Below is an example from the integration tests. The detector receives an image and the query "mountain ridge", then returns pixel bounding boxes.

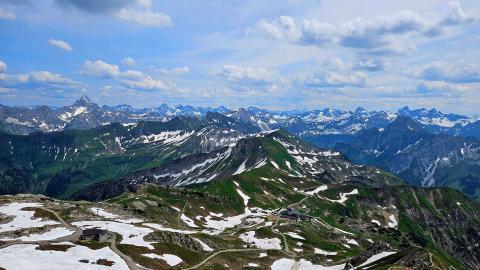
[2,96,479,146]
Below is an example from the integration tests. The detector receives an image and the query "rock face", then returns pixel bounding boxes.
[336,116,480,201]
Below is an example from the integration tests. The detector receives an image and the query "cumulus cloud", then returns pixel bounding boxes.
[0,69,80,91]
[410,61,480,83]
[0,60,6,73]
[249,3,476,55]
[121,69,145,80]
[220,65,280,85]
[56,0,171,27]
[248,16,300,41]
[302,71,368,88]
[416,80,472,97]
[122,57,135,66]
[28,71,75,84]
[81,60,120,78]
[354,58,386,72]
[159,66,190,75]
[115,8,171,27]
[121,76,170,91]
[48,39,73,51]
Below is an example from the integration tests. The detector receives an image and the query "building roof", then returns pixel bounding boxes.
[82,228,107,235]
[281,208,312,217]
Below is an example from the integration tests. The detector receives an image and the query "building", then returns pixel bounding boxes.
[80,228,108,242]
[279,208,312,221]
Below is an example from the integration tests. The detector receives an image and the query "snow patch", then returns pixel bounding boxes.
[238,231,281,249]
[143,253,183,266]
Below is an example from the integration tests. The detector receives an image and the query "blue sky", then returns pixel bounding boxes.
[0,0,479,115]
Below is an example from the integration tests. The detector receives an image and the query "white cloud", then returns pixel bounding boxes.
[48,39,73,51]
[416,80,472,97]
[28,71,74,84]
[115,8,171,27]
[354,58,386,72]
[159,66,190,75]
[220,64,279,85]
[0,60,6,73]
[121,76,170,91]
[56,0,171,27]
[122,57,135,66]
[121,69,145,80]
[250,3,477,55]
[0,69,79,90]
[0,8,15,20]
[303,71,368,88]
[81,60,120,78]
[410,61,480,83]
[248,16,300,41]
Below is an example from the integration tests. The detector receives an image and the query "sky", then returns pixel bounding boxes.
[0,0,479,115]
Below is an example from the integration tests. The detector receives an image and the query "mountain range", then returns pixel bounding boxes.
[1,96,480,268]
[2,96,480,146]
[2,96,480,201]
[336,117,480,201]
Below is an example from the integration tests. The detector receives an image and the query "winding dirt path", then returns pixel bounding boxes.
[183,248,291,270]
[109,234,148,270]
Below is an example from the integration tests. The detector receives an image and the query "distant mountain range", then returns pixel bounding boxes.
[1,96,480,148]
[336,117,480,201]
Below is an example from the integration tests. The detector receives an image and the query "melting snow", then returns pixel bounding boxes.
[139,130,193,145]
[314,248,337,256]
[0,243,128,270]
[143,223,196,234]
[0,202,59,233]
[143,253,183,266]
[270,160,280,169]
[91,207,118,219]
[323,189,358,204]
[180,214,199,228]
[233,160,247,175]
[238,231,281,249]
[271,258,345,270]
[358,251,396,267]
[285,232,305,240]
[387,215,398,228]
[9,227,74,241]
[236,189,250,207]
[371,220,381,226]
[347,239,359,246]
[304,185,328,195]
[192,237,214,251]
